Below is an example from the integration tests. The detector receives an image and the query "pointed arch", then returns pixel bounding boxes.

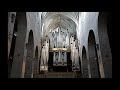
[82,46,89,78]
[24,30,34,78]
[88,30,100,78]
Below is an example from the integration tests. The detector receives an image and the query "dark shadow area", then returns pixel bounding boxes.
[8,14,17,78]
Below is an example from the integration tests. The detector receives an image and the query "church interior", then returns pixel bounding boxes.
[8,12,112,78]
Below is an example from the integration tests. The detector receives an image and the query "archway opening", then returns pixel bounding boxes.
[82,46,89,78]
[33,46,39,78]
[67,52,72,72]
[48,52,53,71]
[88,30,100,78]
[10,12,27,78]
[24,30,34,78]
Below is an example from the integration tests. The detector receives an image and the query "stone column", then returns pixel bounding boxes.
[53,52,55,64]
[56,32,59,48]
[10,12,27,78]
[47,41,49,63]
[45,40,49,65]
[40,48,43,66]
[54,32,57,48]
[98,14,112,78]
[75,48,79,69]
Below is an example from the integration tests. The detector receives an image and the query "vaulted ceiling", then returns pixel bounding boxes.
[41,12,79,39]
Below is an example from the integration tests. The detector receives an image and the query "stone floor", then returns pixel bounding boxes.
[38,71,81,78]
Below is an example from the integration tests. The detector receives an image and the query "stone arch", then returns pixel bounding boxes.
[42,13,78,40]
[98,12,112,78]
[24,30,34,78]
[88,30,100,78]
[33,46,39,78]
[43,12,78,28]
[82,46,89,78]
[10,12,27,78]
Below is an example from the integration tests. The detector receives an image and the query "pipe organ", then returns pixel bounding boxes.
[40,27,80,71]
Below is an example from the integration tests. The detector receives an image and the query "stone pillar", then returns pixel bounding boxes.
[75,48,79,70]
[47,41,49,64]
[70,43,73,61]
[56,32,59,48]
[54,32,57,48]
[40,46,45,66]
[10,12,27,78]
[98,15,112,78]
[53,52,56,64]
